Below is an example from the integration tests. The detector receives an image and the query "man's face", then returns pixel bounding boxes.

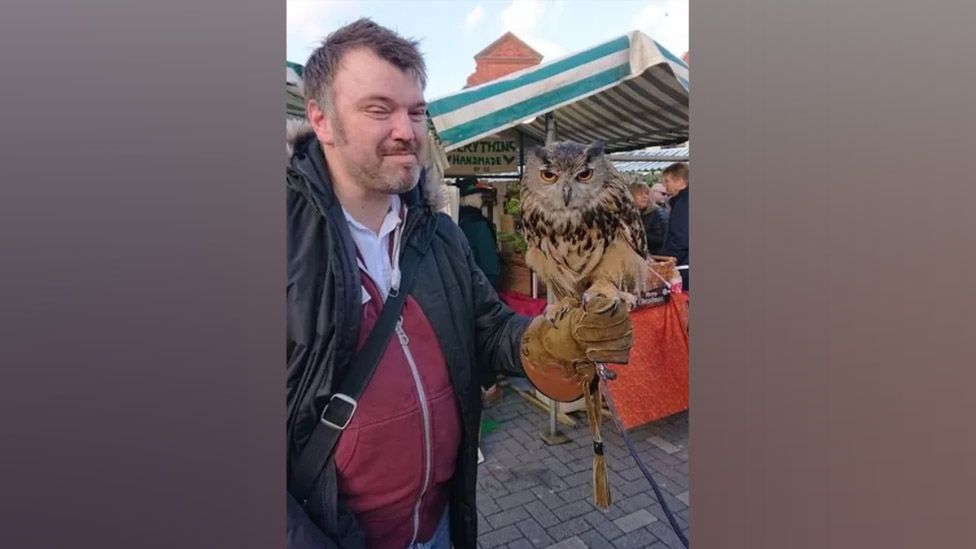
[650,184,669,205]
[663,174,686,197]
[316,48,428,196]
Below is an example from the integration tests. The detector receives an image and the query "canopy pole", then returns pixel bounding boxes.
[518,131,525,179]
[539,110,569,446]
[544,112,557,145]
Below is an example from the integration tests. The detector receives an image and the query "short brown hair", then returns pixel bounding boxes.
[662,162,689,182]
[629,182,650,196]
[303,18,427,108]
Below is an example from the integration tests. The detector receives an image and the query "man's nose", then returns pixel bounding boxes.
[389,110,415,143]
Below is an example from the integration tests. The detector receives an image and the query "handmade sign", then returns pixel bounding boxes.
[443,134,520,176]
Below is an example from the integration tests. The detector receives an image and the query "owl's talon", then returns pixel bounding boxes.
[618,291,638,311]
[582,291,619,314]
[544,297,579,325]
[583,294,619,314]
[583,280,639,313]
[545,312,560,326]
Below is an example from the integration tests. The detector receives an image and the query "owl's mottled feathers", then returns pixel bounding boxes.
[520,141,649,312]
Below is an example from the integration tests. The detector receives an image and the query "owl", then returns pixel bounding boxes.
[520,140,649,318]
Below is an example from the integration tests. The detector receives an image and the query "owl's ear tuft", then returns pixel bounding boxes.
[585,140,606,160]
[530,146,550,163]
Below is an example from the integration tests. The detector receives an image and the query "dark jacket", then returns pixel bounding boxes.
[641,205,670,255]
[660,187,689,289]
[458,205,501,289]
[286,125,530,548]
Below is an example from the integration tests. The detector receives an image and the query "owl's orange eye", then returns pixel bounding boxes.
[577,169,594,181]
[540,170,558,183]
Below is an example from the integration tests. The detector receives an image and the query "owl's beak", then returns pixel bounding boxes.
[562,186,572,206]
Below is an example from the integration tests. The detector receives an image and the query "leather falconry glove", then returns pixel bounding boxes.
[520,296,633,402]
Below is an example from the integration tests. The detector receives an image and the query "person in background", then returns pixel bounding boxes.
[629,180,669,255]
[456,177,500,289]
[455,176,505,405]
[659,163,690,290]
[650,182,670,209]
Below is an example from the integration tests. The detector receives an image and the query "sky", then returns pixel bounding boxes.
[287,0,689,100]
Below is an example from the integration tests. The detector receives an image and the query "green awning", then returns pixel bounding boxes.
[427,31,688,153]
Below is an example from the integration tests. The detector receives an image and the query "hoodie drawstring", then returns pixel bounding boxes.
[388,202,408,298]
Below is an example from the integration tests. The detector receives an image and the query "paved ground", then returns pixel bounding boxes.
[476,387,689,549]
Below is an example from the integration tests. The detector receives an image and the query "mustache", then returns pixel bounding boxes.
[380,142,419,156]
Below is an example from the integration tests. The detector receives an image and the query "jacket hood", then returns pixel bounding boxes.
[287,118,445,211]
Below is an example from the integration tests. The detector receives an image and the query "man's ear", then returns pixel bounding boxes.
[307,100,335,146]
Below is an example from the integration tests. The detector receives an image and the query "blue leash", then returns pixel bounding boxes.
[597,364,690,548]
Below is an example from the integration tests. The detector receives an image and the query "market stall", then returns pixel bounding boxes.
[427,30,690,429]
[286,61,305,120]
[426,30,689,152]
[284,30,690,429]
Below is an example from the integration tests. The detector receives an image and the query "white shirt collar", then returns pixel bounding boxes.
[341,194,404,301]
[342,194,402,238]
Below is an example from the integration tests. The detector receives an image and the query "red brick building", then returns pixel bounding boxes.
[465,32,544,88]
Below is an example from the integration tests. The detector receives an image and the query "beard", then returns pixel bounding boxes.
[370,141,423,194]
[332,119,424,195]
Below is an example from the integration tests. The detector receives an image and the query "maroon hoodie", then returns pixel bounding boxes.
[333,270,462,548]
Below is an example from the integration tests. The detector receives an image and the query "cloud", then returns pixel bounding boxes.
[286,0,358,61]
[499,0,566,59]
[465,5,485,28]
[500,0,545,32]
[633,0,689,55]
[523,37,566,60]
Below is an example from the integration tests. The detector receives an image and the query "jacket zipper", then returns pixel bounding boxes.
[396,315,432,546]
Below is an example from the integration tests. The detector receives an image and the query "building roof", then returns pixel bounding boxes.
[611,146,689,172]
[473,32,543,62]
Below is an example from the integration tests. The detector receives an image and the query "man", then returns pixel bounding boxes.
[286,19,633,549]
[628,181,669,255]
[456,177,500,289]
[649,182,669,208]
[659,163,689,290]
[454,177,505,406]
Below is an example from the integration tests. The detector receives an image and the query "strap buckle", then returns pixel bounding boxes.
[320,393,357,430]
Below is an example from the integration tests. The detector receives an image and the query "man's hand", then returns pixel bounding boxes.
[520,296,633,401]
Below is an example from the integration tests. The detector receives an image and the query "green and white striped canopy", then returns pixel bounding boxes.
[427,31,688,153]
[286,61,305,119]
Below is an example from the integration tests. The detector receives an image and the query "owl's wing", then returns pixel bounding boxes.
[619,197,650,259]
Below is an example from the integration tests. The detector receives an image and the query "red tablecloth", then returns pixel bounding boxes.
[607,293,689,429]
[498,290,548,317]
[500,291,689,430]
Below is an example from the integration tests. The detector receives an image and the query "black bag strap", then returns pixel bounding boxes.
[288,228,429,502]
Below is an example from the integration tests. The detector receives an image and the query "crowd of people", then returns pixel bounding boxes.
[630,163,691,290]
